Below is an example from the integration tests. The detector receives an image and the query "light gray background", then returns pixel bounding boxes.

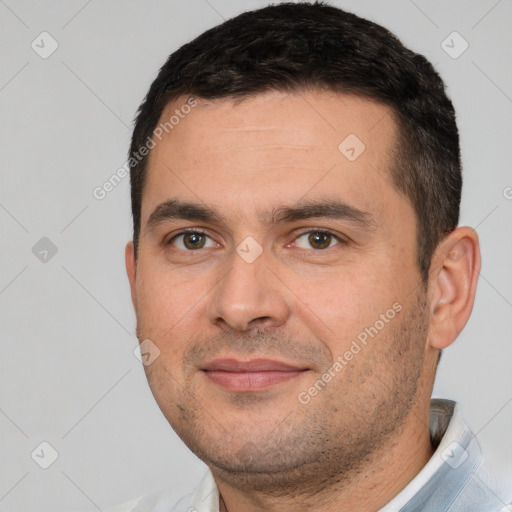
[0,0,511,510]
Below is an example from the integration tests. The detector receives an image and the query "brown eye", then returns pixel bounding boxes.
[169,231,215,250]
[308,232,332,249]
[294,230,341,250]
[183,232,206,249]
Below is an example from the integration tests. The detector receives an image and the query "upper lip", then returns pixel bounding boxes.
[201,358,309,372]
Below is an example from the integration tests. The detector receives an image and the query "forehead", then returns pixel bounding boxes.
[154,90,395,164]
[142,90,404,227]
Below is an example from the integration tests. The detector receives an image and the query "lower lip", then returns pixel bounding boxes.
[203,370,305,391]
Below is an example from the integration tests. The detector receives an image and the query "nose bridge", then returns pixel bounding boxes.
[208,244,290,331]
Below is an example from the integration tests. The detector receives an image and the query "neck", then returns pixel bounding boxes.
[214,404,433,512]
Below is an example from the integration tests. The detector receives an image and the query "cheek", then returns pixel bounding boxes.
[294,263,403,353]
[135,265,209,348]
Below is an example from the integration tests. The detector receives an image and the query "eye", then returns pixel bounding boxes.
[168,230,217,251]
[294,230,343,250]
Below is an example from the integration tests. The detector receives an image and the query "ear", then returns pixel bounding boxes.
[125,241,137,310]
[427,227,481,350]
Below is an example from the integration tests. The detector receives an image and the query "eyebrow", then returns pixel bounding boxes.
[146,198,376,231]
[146,200,225,229]
[268,200,376,230]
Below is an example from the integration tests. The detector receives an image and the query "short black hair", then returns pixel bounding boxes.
[129,1,461,281]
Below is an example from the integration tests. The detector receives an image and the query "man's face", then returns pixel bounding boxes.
[127,90,432,485]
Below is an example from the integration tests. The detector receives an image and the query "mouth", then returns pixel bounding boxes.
[201,358,310,392]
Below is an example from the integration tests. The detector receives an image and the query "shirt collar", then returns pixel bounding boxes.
[379,398,482,511]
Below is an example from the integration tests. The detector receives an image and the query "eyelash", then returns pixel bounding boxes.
[166,228,346,251]
[292,228,346,249]
[166,228,211,248]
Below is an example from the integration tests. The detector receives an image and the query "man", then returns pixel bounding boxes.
[122,2,511,511]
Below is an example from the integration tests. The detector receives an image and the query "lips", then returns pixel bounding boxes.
[201,358,309,391]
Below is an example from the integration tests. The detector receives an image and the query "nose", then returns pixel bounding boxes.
[207,246,291,332]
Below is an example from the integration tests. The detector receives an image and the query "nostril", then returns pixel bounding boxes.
[249,316,273,326]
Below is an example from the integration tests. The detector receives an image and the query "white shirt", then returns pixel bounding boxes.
[112,399,511,512]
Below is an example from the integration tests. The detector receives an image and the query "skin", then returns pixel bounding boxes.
[126,90,480,512]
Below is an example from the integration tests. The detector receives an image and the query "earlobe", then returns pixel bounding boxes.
[125,241,137,310]
[428,227,481,350]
